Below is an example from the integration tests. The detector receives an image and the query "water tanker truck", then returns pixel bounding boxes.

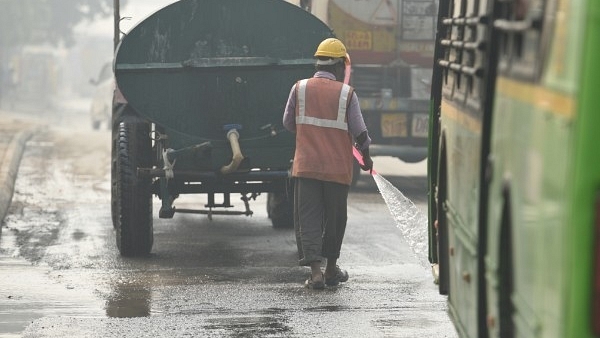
[111,0,334,256]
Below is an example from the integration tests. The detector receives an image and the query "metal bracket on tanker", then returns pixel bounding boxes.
[260,123,278,137]
[137,141,213,179]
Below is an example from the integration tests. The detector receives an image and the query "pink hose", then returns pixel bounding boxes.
[353,147,377,175]
[344,53,351,85]
[347,53,376,175]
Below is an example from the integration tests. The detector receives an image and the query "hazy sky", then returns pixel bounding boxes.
[119,1,179,32]
[68,0,179,94]
[76,1,178,38]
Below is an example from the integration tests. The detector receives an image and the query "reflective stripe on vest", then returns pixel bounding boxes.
[296,79,350,131]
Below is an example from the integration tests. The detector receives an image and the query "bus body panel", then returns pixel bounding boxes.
[441,100,482,338]
[429,0,600,334]
[487,79,573,337]
[566,0,600,335]
[433,0,496,333]
[484,0,594,334]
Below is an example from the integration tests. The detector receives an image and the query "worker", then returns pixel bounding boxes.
[283,38,373,289]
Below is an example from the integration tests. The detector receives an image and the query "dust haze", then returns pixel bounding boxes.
[0,1,176,128]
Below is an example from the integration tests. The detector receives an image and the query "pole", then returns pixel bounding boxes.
[113,0,120,52]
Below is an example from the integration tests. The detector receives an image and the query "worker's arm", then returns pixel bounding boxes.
[356,133,373,172]
[347,92,373,171]
[347,92,371,150]
[282,84,297,133]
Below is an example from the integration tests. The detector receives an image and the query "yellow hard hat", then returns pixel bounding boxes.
[314,38,347,59]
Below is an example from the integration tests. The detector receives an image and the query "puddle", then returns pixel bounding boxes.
[203,314,291,337]
[0,256,104,336]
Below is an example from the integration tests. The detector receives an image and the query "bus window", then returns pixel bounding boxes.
[495,0,545,80]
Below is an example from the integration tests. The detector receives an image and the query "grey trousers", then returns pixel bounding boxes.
[294,177,349,266]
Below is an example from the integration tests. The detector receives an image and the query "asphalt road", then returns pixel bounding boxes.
[0,101,457,338]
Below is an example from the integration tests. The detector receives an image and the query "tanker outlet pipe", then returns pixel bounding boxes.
[220,127,245,174]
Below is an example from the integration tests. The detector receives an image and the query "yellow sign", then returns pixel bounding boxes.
[345,31,373,51]
[381,113,408,137]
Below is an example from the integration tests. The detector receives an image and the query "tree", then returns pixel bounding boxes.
[0,0,128,106]
[0,0,126,49]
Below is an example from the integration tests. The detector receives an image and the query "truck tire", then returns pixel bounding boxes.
[115,117,153,256]
[111,103,129,229]
[111,125,118,229]
[397,154,428,163]
[267,191,294,229]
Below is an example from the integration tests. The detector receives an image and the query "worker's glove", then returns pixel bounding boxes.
[359,147,373,173]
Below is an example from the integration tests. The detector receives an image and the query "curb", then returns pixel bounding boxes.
[0,129,35,227]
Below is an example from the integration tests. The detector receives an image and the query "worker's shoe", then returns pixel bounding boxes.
[305,273,325,290]
[325,266,349,286]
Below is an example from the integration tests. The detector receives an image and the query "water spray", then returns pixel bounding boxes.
[352,146,429,268]
[345,54,429,267]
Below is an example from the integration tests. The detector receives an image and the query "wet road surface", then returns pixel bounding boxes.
[0,106,457,337]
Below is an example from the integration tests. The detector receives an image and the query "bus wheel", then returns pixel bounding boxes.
[437,154,450,295]
[115,117,153,256]
[498,197,515,337]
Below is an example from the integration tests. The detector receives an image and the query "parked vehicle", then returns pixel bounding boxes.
[5,45,62,110]
[289,0,437,184]
[112,0,333,256]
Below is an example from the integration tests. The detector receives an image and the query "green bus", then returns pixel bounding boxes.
[427,0,600,335]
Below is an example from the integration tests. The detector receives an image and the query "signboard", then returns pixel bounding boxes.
[331,0,398,26]
[345,31,373,50]
[411,113,429,137]
[402,0,436,40]
[381,113,408,137]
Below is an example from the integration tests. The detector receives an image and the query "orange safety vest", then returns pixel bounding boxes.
[292,77,354,185]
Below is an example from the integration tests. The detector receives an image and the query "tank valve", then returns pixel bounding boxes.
[162,148,176,179]
[220,125,245,174]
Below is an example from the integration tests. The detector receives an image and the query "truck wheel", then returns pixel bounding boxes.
[111,147,118,229]
[267,191,294,229]
[111,123,120,229]
[397,154,427,163]
[111,104,131,229]
[115,117,153,256]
